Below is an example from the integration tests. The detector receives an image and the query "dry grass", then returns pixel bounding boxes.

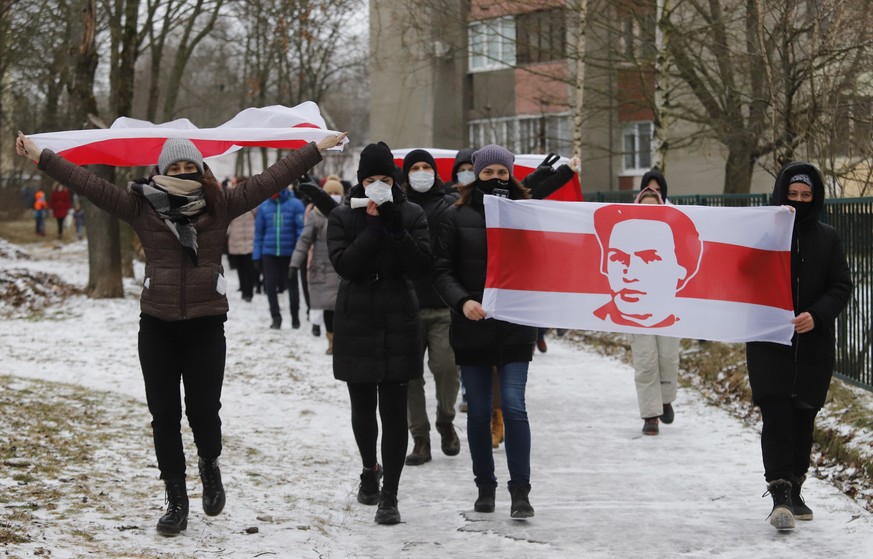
[0,215,84,245]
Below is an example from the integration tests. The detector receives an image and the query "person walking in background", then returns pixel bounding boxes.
[72,197,86,240]
[327,142,432,525]
[48,183,72,239]
[16,130,345,535]
[292,179,343,355]
[399,149,462,466]
[639,168,669,202]
[33,190,48,236]
[627,186,680,436]
[447,148,476,191]
[747,162,852,531]
[226,178,257,302]
[253,184,306,329]
[433,144,537,519]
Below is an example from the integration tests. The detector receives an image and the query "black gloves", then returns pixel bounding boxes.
[377,201,404,237]
[253,259,262,273]
[298,174,339,216]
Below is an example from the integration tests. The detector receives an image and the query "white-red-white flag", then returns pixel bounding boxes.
[482,197,796,344]
[391,148,583,201]
[25,102,347,167]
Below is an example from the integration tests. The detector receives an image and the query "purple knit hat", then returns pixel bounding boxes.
[472,144,515,177]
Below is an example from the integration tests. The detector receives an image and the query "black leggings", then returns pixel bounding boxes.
[139,313,226,478]
[758,395,818,482]
[346,381,408,494]
[324,310,334,334]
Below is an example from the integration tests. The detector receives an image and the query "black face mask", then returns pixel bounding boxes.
[476,178,509,194]
[171,172,203,182]
[786,200,813,221]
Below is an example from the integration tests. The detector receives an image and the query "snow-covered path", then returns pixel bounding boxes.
[1,240,872,558]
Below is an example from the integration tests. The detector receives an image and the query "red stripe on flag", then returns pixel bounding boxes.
[58,138,308,167]
[486,229,793,310]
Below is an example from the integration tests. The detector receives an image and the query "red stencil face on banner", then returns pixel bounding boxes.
[593,205,702,328]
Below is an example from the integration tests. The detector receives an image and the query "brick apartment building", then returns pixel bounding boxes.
[368,0,774,195]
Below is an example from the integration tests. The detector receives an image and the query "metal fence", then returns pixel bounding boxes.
[586,192,873,391]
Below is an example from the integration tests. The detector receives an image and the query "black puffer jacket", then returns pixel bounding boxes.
[433,184,537,366]
[746,161,853,409]
[406,184,458,308]
[327,184,432,382]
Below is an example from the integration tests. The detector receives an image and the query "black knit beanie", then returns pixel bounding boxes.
[357,142,397,184]
[402,149,438,182]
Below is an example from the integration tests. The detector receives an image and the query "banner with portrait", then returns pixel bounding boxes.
[482,197,796,345]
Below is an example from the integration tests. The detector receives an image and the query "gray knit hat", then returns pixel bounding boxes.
[158,138,204,176]
[472,144,515,177]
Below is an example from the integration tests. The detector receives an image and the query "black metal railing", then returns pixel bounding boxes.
[586,192,873,391]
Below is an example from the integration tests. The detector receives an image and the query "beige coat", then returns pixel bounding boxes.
[226,208,256,255]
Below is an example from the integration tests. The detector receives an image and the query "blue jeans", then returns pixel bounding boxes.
[461,362,531,489]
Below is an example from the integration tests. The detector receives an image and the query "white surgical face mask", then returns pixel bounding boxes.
[330,194,342,204]
[364,180,393,205]
[408,171,435,192]
[457,170,475,186]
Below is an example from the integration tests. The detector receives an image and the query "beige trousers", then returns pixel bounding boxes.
[629,334,679,419]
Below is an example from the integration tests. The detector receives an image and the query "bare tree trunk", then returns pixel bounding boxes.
[69,0,123,297]
[723,144,755,194]
[652,0,670,171]
[572,0,588,158]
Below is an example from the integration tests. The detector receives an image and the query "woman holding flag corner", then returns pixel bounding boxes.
[746,162,852,531]
[16,129,346,535]
[432,143,538,519]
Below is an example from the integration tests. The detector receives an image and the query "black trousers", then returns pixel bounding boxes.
[263,255,298,321]
[758,395,818,482]
[347,381,408,495]
[227,253,256,299]
[139,313,226,478]
[324,310,334,334]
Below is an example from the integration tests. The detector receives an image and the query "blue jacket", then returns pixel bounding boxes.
[253,190,305,259]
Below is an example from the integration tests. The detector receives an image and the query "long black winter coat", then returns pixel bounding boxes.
[433,185,537,366]
[327,184,432,383]
[746,162,852,409]
[406,184,458,309]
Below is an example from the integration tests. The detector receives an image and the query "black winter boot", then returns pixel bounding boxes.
[357,464,382,505]
[765,479,795,530]
[791,475,813,521]
[509,483,535,519]
[199,457,226,517]
[474,486,496,513]
[375,490,401,525]
[156,476,189,535]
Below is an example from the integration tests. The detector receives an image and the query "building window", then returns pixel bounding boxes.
[623,121,653,171]
[516,9,566,65]
[469,17,516,72]
[469,113,573,154]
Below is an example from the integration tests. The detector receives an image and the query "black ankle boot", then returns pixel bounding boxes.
[791,475,813,521]
[357,464,382,505]
[509,483,534,519]
[474,486,496,513]
[156,476,189,535]
[375,490,401,524]
[765,479,795,530]
[199,457,226,517]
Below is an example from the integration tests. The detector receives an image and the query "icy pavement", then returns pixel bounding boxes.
[1,240,871,558]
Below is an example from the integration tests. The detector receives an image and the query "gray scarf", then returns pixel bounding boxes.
[130,175,206,264]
